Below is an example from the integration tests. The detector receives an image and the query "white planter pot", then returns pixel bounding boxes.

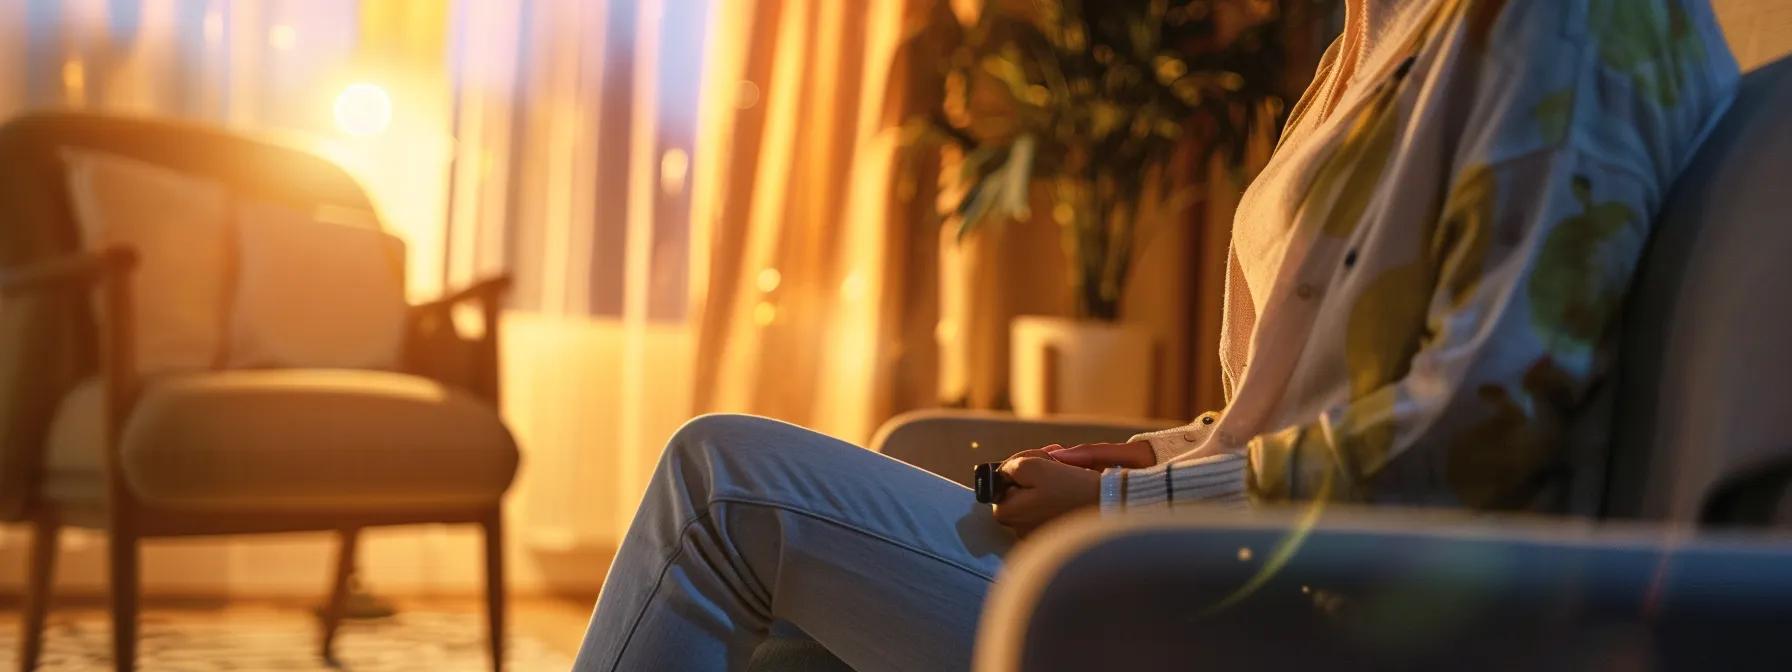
[1009,316,1155,419]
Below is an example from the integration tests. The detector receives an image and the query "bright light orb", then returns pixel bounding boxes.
[334,83,392,137]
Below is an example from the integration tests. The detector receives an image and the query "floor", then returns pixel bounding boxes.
[0,594,596,667]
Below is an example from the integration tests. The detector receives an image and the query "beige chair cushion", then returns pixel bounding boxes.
[44,370,517,511]
[60,148,231,372]
[228,201,408,370]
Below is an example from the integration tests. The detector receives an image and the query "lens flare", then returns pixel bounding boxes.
[334,83,393,137]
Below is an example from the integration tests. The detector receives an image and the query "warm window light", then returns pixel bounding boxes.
[203,12,223,43]
[753,301,778,326]
[61,60,85,100]
[334,83,393,137]
[736,80,761,110]
[935,319,959,342]
[268,24,297,50]
[660,148,689,195]
[755,267,781,293]
[840,271,866,301]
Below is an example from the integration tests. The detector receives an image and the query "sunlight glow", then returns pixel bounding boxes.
[660,148,690,195]
[754,301,778,326]
[268,24,298,50]
[203,12,223,44]
[755,267,782,293]
[334,83,393,137]
[61,60,85,104]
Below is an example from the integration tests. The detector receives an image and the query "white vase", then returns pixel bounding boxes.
[1009,315,1156,419]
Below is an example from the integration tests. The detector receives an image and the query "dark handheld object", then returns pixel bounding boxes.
[974,462,1014,504]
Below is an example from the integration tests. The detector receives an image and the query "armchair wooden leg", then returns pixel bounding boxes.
[482,509,506,672]
[319,527,361,664]
[19,512,60,672]
[107,522,139,672]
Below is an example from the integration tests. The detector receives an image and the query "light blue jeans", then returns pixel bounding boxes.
[573,414,1016,671]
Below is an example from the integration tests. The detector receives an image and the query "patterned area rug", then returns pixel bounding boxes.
[0,611,573,671]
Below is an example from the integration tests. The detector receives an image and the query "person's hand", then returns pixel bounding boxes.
[1004,446,1061,463]
[991,453,1100,537]
[1047,440,1156,470]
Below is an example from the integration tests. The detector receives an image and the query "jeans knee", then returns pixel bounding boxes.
[663,413,779,466]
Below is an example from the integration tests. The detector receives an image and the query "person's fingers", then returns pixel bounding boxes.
[1000,456,1053,486]
[1051,442,1156,469]
[1045,444,1102,468]
[992,488,1039,526]
[993,461,1101,537]
[1001,449,1055,477]
[1005,447,1056,463]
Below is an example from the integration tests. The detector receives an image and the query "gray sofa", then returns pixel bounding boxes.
[755,55,1792,671]
[973,54,1792,670]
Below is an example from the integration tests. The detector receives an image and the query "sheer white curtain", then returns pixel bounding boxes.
[0,0,722,558]
[450,0,936,549]
[446,0,714,547]
[0,0,498,595]
[0,0,930,571]
[0,0,454,299]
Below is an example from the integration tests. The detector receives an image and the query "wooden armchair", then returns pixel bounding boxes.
[0,113,520,672]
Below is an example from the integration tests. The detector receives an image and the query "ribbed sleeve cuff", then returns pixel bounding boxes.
[1100,468,1126,515]
[1098,452,1249,513]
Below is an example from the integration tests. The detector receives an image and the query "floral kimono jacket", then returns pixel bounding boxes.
[1102,0,1740,511]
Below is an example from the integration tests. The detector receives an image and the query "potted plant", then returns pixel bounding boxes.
[907,0,1295,416]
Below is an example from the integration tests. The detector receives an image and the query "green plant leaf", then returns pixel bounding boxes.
[1001,134,1037,220]
[981,52,1036,104]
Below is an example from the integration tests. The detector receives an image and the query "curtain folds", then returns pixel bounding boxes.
[691,0,947,442]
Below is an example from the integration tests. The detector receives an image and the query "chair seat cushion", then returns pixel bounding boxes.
[45,370,518,511]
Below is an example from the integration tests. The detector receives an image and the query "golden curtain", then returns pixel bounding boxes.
[691,0,949,442]
[692,0,1326,441]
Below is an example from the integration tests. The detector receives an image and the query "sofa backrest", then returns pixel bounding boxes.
[1601,56,1792,525]
[0,112,380,520]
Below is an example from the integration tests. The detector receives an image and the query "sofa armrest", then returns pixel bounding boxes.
[975,507,1792,671]
[868,410,1177,486]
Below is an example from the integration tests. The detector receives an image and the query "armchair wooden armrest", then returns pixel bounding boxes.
[0,247,138,297]
[0,246,141,489]
[408,273,513,316]
[404,273,513,404]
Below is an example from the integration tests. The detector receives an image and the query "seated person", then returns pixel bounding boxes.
[574,0,1740,670]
